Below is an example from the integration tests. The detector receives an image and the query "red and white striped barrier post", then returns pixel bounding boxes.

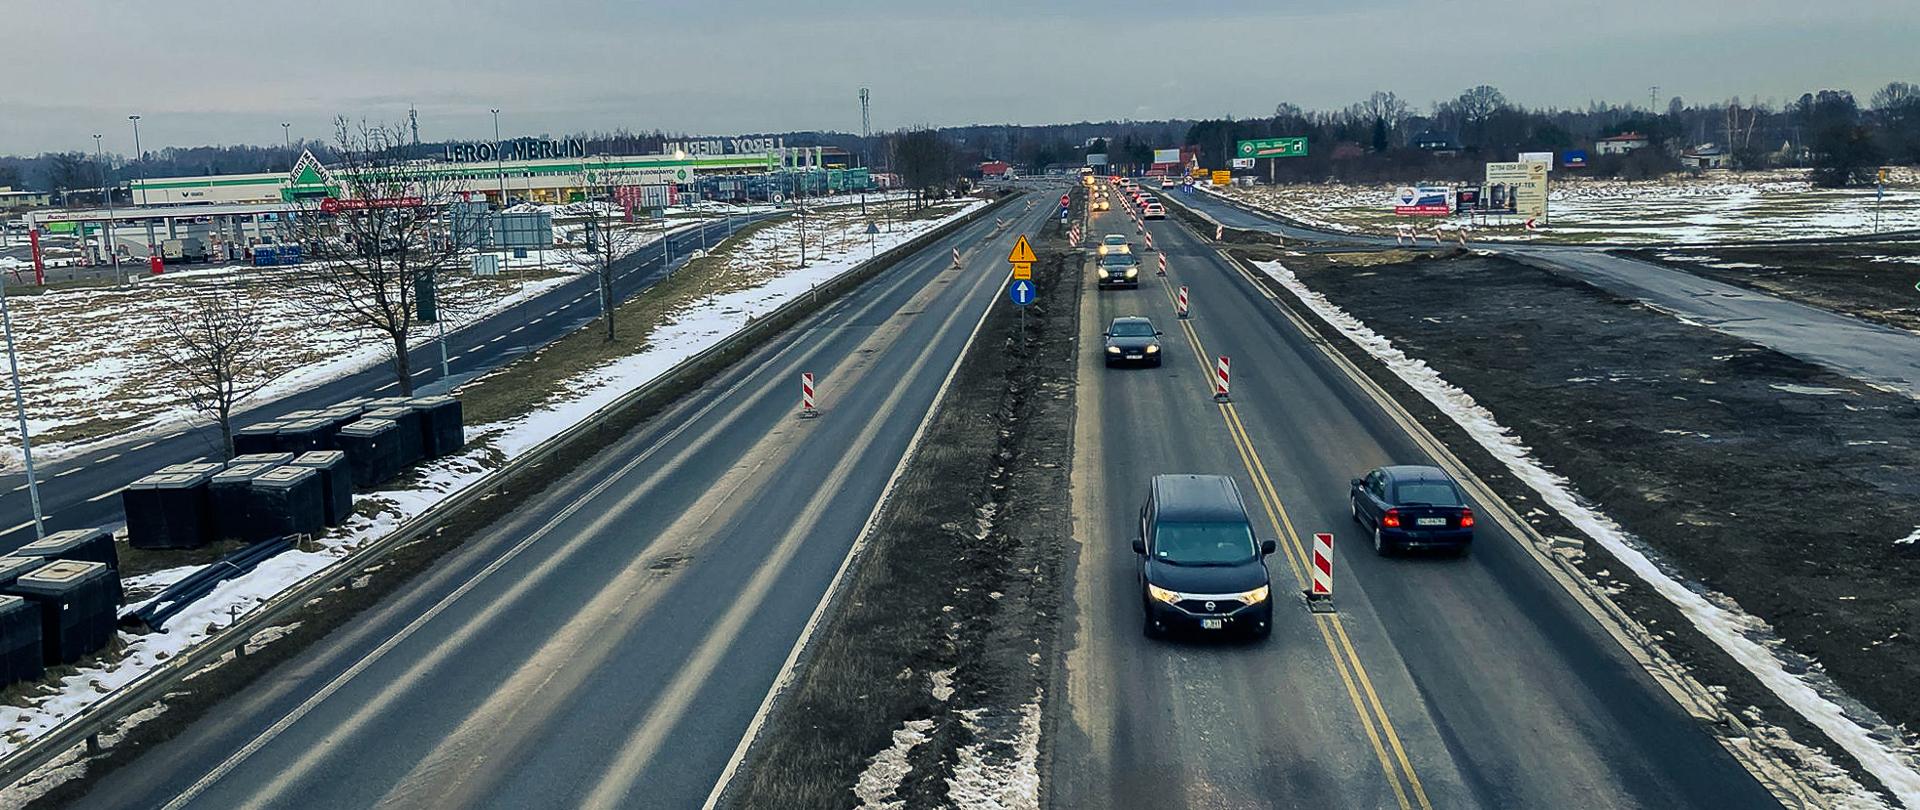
[952,247,962,267]
[1177,285,1190,319]
[799,372,819,418]
[1212,356,1230,401]
[1135,219,1143,234]
[1214,224,1224,242]
[1156,254,1167,276]
[1306,532,1334,612]
[1144,231,1156,252]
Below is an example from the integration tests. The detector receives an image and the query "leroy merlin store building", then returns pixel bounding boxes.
[127,141,868,207]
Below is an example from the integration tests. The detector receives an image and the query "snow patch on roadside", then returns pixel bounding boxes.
[1257,258,1918,808]
[852,718,936,810]
[948,698,1042,810]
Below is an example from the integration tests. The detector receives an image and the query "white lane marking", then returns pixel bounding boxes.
[465,346,485,355]
[94,452,121,464]
[87,486,127,503]
[546,309,560,317]
[54,467,83,478]
[510,326,525,334]
[130,441,157,451]
[529,317,544,325]
[9,483,27,493]
[414,368,432,378]
[376,383,397,392]
[0,520,34,535]
[164,431,185,439]
[488,335,506,343]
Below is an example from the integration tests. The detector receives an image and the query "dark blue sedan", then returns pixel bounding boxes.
[1349,465,1474,556]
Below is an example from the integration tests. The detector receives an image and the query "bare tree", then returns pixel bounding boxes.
[151,287,276,460]
[1360,91,1410,132]
[562,162,655,341]
[284,117,464,396]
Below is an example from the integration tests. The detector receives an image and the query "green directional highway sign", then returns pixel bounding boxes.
[1237,137,1308,159]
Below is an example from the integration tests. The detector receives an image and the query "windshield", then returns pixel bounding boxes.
[1099,253,1137,268]
[1104,236,1127,245]
[1153,521,1257,565]
[1110,321,1155,337]
[1394,482,1462,506]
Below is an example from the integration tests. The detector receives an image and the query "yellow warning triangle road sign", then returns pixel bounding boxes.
[1008,235,1037,264]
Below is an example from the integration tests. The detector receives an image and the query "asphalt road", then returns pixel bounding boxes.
[1049,194,1780,808]
[74,192,1055,809]
[1177,188,1920,397]
[0,214,770,551]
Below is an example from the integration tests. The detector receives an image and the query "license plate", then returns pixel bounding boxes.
[1416,517,1447,527]
[1125,354,1142,359]
[1200,619,1224,630]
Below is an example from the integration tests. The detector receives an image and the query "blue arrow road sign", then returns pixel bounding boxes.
[1009,279,1036,306]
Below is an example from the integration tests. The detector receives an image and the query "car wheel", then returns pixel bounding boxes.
[1349,496,1360,524]
[1373,525,1391,557]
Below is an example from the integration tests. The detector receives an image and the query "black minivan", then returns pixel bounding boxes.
[1134,474,1276,639]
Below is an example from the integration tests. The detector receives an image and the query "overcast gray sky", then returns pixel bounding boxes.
[3,0,1911,156]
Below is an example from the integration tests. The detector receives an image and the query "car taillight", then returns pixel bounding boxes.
[1460,507,1475,528]
[1381,509,1401,528]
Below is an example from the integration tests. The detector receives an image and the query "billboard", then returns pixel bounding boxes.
[1393,186,1454,216]
[1230,157,1256,169]
[1562,150,1589,169]
[1518,151,1554,171]
[1086,153,1110,167]
[1235,137,1308,159]
[1486,161,1549,218]
[1152,148,1181,165]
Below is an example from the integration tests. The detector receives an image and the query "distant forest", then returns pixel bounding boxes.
[4,81,1914,203]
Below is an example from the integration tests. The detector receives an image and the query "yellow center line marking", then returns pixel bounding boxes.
[1151,265,1433,810]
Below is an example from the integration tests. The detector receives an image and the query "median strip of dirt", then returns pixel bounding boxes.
[1243,247,1920,802]
[725,204,1081,809]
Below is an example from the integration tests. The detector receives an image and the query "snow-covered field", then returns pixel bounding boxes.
[1214,170,1920,245]
[1255,258,1919,809]
[0,263,572,471]
[0,196,990,800]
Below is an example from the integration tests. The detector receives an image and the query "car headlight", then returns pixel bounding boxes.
[1237,585,1271,604]
[1097,268,1109,278]
[1148,584,1181,604]
[1106,345,1122,354]
[1145,344,1159,353]
[1125,268,1138,278]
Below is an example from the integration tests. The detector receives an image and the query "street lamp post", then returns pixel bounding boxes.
[1,275,46,541]
[491,109,505,207]
[282,122,292,170]
[130,114,156,256]
[93,134,122,284]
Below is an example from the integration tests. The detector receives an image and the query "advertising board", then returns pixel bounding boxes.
[1518,151,1555,171]
[1152,148,1181,165]
[1392,186,1454,216]
[1086,153,1110,167]
[1486,161,1549,218]
[1230,158,1256,169]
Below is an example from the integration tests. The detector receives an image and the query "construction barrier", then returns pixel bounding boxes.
[1177,285,1190,319]
[952,247,962,267]
[1157,254,1167,276]
[1307,532,1334,612]
[800,372,819,418]
[1213,356,1230,401]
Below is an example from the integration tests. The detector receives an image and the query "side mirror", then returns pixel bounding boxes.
[1155,330,1164,336]
[1349,478,1364,489]
[1132,539,1146,555]
[1101,332,1110,338]
[1261,539,1278,556]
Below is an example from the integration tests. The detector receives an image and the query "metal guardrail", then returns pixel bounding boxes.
[0,191,1022,790]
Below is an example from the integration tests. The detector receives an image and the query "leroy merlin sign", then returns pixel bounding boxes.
[1236,138,1308,159]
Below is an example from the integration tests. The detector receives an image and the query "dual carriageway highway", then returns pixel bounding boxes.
[47,181,1810,808]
